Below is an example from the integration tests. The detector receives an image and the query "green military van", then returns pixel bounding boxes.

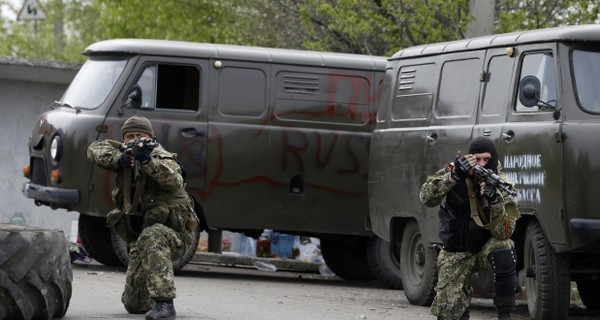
[369,24,600,319]
[22,39,387,279]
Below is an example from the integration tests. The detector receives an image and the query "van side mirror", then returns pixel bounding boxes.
[126,85,142,109]
[518,75,541,108]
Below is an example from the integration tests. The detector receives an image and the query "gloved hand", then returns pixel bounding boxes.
[119,150,133,168]
[482,183,500,204]
[452,156,472,180]
[132,149,151,164]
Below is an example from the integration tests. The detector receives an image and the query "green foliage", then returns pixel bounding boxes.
[0,0,100,62]
[497,0,600,33]
[0,0,598,63]
[294,0,470,56]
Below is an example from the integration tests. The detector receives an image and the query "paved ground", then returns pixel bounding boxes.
[63,256,600,320]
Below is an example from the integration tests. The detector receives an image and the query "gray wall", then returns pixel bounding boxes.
[0,57,80,238]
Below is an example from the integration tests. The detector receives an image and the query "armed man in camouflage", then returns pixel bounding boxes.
[87,114,198,320]
[419,137,520,320]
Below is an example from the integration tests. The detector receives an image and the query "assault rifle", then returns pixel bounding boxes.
[472,165,517,197]
[121,137,158,181]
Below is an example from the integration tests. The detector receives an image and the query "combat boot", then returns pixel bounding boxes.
[145,299,176,320]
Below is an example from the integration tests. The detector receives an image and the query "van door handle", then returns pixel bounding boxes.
[181,127,205,138]
[425,133,438,145]
[483,129,491,136]
[501,131,514,141]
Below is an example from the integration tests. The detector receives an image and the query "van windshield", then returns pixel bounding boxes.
[572,47,600,114]
[60,57,128,109]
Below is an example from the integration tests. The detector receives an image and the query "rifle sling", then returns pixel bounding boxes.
[122,167,145,214]
[465,177,503,231]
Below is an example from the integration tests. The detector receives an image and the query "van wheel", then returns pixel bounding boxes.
[111,224,201,272]
[399,220,437,306]
[0,224,72,320]
[320,235,375,281]
[78,214,124,267]
[366,236,403,289]
[523,220,570,319]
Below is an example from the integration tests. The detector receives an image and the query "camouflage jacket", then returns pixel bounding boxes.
[419,163,519,241]
[87,139,195,240]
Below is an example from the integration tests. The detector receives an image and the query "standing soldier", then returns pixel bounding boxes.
[87,114,197,320]
[419,137,520,320]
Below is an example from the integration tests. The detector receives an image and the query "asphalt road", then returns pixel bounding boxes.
[64,260,598,320]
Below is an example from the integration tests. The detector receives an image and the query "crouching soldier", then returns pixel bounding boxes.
[419,137,520,320]
[87,114,198,320]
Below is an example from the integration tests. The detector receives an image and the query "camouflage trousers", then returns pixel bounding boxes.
[431,237,514,320]
[122,223,186,314]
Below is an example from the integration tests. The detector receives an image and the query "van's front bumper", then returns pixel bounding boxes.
[22,182,79,205]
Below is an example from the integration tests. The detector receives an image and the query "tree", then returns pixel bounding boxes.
[280,0,471,56]
[0,0,100,62]
[1,0,598,63]
[496,0,600,33]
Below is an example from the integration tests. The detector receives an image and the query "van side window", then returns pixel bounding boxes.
[572,47,600,114]
[218,67,266,117]
[481,55,514,117]
[391,63,435,121]
[135,64,200,111]
[515,52,557,112]
[274,72,370,125]
[436,58,481,118]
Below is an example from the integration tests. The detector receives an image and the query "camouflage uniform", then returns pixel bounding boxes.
[420,162,519,320]
[87,138,197,314]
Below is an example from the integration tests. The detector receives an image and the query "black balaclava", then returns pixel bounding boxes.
[468,137,498,173]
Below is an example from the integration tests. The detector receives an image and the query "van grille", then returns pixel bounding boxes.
[282,75,319,94]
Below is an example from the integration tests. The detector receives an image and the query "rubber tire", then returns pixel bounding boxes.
[78,214,123,267]
[111,223,201,272]
[523,220,570,320]
[320,235,375,281]
[366,236,403,289]
[575,279,600,311]
[0,223,72,320]
[399,220,437,306]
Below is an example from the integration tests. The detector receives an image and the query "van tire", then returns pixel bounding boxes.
[399,220,437,306]
[523,220,570,319]
[0,224,72,320]
[320,235,375,281]
[366,236,403,289]
[111,224,201,272]
[575,279,600,311]
[78,214,124,267]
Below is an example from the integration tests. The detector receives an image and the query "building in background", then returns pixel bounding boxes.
[0,57,79,237]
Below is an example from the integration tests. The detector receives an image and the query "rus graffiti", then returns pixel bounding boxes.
[503,154,545,204]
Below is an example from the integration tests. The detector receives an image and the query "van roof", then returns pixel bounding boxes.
[391,24,600,59]
[84,39,387,71]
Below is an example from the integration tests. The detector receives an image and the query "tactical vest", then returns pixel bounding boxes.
[438,179,490,253]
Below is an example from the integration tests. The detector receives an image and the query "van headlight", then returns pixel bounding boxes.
[50,135,62,161]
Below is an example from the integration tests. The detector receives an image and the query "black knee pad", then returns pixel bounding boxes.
[490,248,516,275]
[490,248,516,298]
